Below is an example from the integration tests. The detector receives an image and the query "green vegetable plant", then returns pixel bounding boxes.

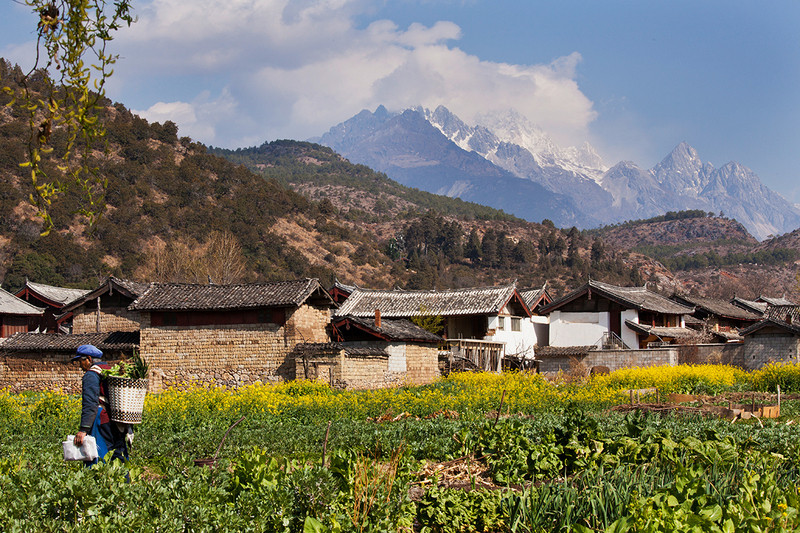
[102,351,149,379]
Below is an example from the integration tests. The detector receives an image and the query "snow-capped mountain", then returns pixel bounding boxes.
[313,106,800,239]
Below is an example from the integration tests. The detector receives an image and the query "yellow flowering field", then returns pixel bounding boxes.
[590,363,749,395]
[143,363,764,420]
[2,362,798,426]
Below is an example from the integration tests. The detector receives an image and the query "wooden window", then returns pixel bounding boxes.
[511,317,521,331]
[497,317,505,331]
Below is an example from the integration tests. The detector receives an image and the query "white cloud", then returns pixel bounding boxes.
[112,0,597,148]
[133,89,238,144]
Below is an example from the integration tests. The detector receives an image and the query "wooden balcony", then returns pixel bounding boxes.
[444,338,505,372]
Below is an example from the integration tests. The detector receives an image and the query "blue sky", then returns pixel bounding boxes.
[2,0,799,203]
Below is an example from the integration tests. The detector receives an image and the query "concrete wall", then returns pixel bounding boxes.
[621,309,640,349]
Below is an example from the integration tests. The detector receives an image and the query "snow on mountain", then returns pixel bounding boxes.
[313,105,800,240]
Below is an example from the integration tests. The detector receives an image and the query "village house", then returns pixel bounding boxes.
[0,287,44,338]
[335,283,536,371]
[0,331,139,393]
[731,295,796,317]
[540,280,695,350]
[128,278,336,391]
[740,305,800,370]
[60,276,150,333]
[328,279,358,305]
[519,284,553,348]
[15,280,91,334]
[293,313,442,389]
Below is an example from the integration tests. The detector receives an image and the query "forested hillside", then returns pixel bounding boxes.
[590,211,800,298]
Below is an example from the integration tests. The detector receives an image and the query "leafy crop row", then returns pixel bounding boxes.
[1,364,799,531]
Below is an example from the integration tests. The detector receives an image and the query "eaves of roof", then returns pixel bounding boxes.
[61,277,150,313]
[333,315,442,343]
[0,288,44,316]
[16,281,92,308]
[740,318,800,337]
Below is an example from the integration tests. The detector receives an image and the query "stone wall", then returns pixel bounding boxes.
[743,332,800,370]
[539,347,678,374]
[140,304,331,391]
[73,307,142,333]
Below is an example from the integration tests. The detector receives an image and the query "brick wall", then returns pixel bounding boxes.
[341,354,397,389]
[290,305,331,343]
[0,353,122,393]
[296,347,398,390]
[294,340,440,390]
[140,304,331,391]
[73,307,142,333]
[404,343,439,385]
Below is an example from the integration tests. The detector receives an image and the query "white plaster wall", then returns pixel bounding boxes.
[621,309,640,349]
[549,311,609,347]
[482,315,537,358]
[531,316,550,346]
[488,320,536,358]
[385,343,407,373]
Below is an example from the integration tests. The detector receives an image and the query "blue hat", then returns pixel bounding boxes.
[71,344,103,361]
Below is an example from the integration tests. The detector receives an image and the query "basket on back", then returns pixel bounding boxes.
[106,376,148,424]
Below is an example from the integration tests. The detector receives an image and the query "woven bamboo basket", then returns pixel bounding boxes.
[107,376,148,424]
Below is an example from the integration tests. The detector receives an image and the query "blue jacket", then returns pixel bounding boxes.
[79,365,109,432]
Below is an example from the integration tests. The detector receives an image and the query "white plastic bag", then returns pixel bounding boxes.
[62,435,99,461]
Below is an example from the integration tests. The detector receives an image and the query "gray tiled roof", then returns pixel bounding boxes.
[0,331,139,352]
[22,281,91,306]
[741,318,800,337]
[335,284,525,318]
[758,295,796,306]
[542,280,693,315]
[624,320,698,339]
[730,297,767,316]
[764,305,800,324]
[291,342,388,358]
[335,315,443,343]
[130,278,332,311]
[519,286,550,311]
[536,345,595,358]
[0,288,44,315]
[673,294,761,321]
